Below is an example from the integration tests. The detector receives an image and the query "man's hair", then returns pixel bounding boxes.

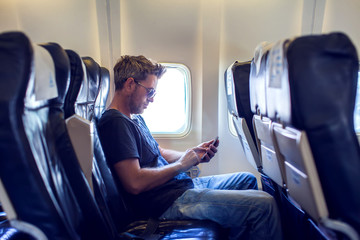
[113,55,166,90]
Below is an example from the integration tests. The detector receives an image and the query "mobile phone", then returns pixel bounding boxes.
[201,136,219,160]
[213,136,219,147]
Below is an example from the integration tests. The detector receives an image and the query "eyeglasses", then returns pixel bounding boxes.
[134,79,156,98]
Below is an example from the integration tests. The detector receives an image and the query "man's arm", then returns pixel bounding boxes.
[159,147,184,163]
[114,148,204,195]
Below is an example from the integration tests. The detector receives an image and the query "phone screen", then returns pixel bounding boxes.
[213,136,219,147]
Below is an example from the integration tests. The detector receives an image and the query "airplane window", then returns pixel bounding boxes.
[354,69,360,133]
[142,63,191,137]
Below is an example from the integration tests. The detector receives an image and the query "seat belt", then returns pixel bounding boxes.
[140,218,161,240]
[119,218,162,240]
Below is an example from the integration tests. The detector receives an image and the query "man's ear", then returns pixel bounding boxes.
[124,77,136,92]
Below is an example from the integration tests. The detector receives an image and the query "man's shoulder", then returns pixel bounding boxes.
[99,109,132,126]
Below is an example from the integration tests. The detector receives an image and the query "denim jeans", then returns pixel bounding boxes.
[160,172,283,240]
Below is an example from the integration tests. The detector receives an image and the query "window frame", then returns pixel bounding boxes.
[143,62,192,139]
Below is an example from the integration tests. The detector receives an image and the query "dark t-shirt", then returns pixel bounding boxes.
[97,109,194,218]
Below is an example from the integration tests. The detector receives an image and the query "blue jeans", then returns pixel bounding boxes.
[160,172,283,240]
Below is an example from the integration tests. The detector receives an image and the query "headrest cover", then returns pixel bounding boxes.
[254,42,273,75]
[225,62,238,117]
[82,57,100,103]
[33,44,58,101]
[266,39,292,122]
[94,67,110,120]
[0,32,32,103]
[64,49,85,119]
[76,60,89,104]
[250,42,272,115]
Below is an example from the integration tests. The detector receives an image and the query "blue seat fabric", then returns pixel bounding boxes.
[0,31,81,240]
[285,32,360,233]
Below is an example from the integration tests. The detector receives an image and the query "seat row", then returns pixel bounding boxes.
[225,32,360,240]
[0,31,225,239]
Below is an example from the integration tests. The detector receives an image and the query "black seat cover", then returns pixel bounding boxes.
[65,53,132,233]
[95,67,110,119]
[0,31,80,240]
[229,60,257,147]
[284,32,360,233]
[64,49,84,119]
[81,56,101,121]
[40,43,113,239]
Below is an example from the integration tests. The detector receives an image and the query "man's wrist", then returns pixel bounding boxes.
[173,161,185,174]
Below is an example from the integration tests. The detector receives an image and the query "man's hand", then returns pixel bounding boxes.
[177,147,207,172]
[197,138,219,163]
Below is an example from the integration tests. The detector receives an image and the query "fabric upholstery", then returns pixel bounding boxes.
[0,31,80,240]
[279,32,360,233]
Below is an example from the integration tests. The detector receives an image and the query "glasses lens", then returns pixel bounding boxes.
[148,89,156,98]
[135,80,156,98]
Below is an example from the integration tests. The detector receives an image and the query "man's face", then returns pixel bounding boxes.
[129,74,158,114]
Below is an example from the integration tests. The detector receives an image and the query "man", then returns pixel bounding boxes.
[98,55,283,240]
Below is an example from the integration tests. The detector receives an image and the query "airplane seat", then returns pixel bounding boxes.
[39,42,115,240]
[65,51,127,238]
[224,59,282,214]
[89,61,131,232]
[249,42,287,188]
[249,42,313,240]
[81,57,101,121]
[267,32,360,240]
[64,53,131,233]
[0,31,82,239]
[95,67,110,121]
[224,60,261,171]
[64,50,85,119]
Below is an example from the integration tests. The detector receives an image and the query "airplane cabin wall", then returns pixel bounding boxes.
[0,0,359,179]
[0,0,102,63]
[218,0,303,177]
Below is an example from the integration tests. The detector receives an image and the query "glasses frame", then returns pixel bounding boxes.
[134,79,156,98]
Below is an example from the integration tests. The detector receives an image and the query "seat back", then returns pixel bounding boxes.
[41,42,114,240]
[268,32,360,238]
[80,57,101,121]
[0,31,81,240]
[64,50,85,119]
[64,54,131,232]
[249,43,286,187]
[225,61,261,171]
[64,50,95,192]
[95,67,110,120]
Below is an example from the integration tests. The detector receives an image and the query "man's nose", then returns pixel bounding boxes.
[147,96,155,102]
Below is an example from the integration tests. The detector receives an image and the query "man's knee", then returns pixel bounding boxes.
[256,191,279,215]
[246,172,258,189]
[235,172,258,190]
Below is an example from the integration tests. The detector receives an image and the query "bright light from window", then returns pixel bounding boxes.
[142,63,191,136]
